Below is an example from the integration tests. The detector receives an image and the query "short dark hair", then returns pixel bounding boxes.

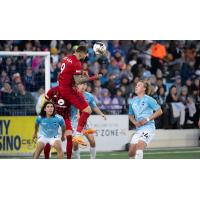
[76,45,87,53]
[39,101,56,118]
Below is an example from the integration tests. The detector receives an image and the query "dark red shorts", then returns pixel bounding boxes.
[59,87,89,111]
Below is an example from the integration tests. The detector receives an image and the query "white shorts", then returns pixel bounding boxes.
[37,135,61,146]
[130,130,155,145]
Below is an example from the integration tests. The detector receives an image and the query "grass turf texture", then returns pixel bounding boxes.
[1,147,200,159]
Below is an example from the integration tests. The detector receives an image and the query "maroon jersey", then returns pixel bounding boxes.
[58,55,82,90]
[45,86,70,120]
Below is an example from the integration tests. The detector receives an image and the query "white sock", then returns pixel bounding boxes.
[90,147,96,159]
[134,150,143,159]
[74,149,80,159]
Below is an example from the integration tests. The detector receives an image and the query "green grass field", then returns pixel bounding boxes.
[1,147,200,159]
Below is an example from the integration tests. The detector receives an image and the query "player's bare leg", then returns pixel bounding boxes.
[128,144,137,159]
[85,134,96,159]
[33,142,45,159]
[129,141,146,159]
[52,140,63,159]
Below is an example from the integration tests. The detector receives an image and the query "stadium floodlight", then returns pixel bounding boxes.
[0,51,51,93]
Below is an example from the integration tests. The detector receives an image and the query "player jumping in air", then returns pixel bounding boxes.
[128,80,163,159]
[58,45,102,145]
[32,101,65,159]
[72,83,106,159]
[43,86,73,159]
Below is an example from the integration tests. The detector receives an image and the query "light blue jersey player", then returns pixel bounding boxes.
[33,101,66,159]
[71,83,106,159]
[128,81,163,159]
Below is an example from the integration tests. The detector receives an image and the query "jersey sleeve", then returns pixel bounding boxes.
[35,116,41,124]
[45,88,53,100]
[128,102,135,115]
[58,115,65,127]
[148,96,161,111]
[89,94,97,108]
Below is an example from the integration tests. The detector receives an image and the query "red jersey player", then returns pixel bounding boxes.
[44,86,73,159]
[58,45,101,145]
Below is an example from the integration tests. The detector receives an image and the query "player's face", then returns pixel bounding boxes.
[44,104,54,116]
[77,83,87,92]
[135,82,145,95]
[79,52,87,61]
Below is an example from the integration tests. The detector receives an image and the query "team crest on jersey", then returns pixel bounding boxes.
[58,99,65,105]
[76,70,81,73]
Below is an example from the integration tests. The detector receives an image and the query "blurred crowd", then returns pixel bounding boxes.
[0,40,199,128]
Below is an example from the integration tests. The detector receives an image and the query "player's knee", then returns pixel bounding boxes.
[136,141,146,150]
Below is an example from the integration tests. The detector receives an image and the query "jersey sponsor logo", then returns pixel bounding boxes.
[75,70,81,74]
[63,57,72,63]
[58,99,65,106]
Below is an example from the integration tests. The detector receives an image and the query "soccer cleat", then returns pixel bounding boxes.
[72,135,87,146]
[82,128,96,135]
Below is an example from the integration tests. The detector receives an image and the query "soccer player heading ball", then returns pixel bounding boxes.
[128,80,163,159]
[58,45,103,145]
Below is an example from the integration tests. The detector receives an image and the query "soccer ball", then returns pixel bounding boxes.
[93,42,107,55]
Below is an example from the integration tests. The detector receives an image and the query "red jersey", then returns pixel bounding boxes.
[45,86,70,120]
[58,55,82,90]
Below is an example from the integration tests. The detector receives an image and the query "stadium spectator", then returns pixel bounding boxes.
[0,82,17,115]
[15,83,35,115]
[166,85,186,128]
[0,70,10,88]
[24,66,36,92]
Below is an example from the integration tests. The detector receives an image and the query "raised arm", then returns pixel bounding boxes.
[73,74,102,85]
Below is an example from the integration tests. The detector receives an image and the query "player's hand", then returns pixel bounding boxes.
[32,133,37,140]
[139,119,147,126]
[101,114,106,120]
[61,135,65,142]
[133,121,141,127]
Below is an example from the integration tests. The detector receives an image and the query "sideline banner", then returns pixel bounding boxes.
[85,115,129,151]
[0,116,36,155]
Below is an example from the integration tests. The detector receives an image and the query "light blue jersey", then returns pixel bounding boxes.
[71,92,97,130]
[129,95,160,132]
[36,114,65,138]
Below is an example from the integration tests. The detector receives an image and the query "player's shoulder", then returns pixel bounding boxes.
[130,95,138,103]
[84,92,94,98]
[55,114,64,120]
[144,94,156,101]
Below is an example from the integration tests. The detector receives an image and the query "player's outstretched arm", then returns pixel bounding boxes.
[73,74,102,85]
[93,106,106,120]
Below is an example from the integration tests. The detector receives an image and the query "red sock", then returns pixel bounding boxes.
[77,112,90,132]
[66,135,72,159]
[44,144,51,159]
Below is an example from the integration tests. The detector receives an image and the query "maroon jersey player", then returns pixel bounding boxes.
[44,86,73,159]
[58,45,101,145]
